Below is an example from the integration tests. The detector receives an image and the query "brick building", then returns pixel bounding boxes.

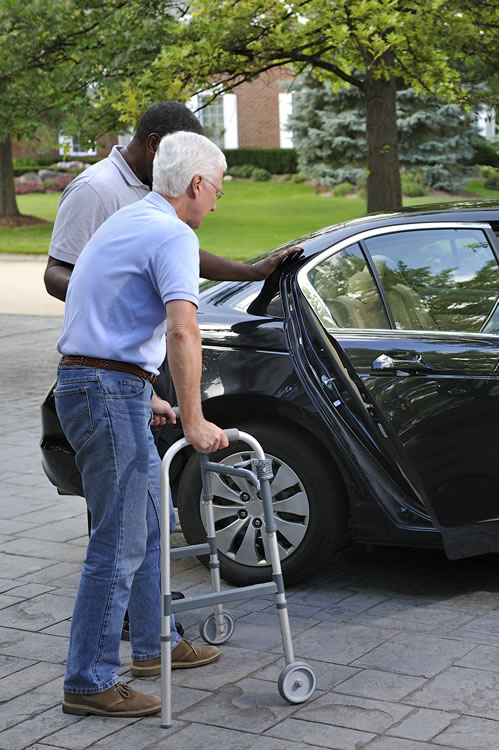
[192,67,295,150]
[12,67,296,160]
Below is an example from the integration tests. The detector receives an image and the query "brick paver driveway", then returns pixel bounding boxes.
[1,313,499,750]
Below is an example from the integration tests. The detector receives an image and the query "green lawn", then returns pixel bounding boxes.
[465,178,499,200]
[1,179,497,259]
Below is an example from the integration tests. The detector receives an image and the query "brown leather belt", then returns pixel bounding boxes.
[59,355,158,383]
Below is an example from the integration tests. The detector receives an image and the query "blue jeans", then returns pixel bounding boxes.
[54,366,180,694]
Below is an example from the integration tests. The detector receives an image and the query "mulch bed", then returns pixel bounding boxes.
[0,215,50,228]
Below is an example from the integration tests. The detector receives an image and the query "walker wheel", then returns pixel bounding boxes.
[200,612,235,644]
[278,662,316,704]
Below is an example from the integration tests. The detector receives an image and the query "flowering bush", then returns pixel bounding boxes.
[54,160,86,169]
[15,179,45,195]
[43,173,74,192]
[15,172,75,194]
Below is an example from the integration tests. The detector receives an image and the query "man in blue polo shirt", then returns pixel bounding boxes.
[55,131,229,718]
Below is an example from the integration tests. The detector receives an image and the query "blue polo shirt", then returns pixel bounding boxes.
[57,192,200,374]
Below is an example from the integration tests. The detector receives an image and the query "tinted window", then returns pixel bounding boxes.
[308,243,390,329]
[364,228,499,333]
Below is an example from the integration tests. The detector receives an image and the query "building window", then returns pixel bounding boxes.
[476,106,496,141]
[197,95,226,149]
[189,92,239,149]
[59,134,96,157]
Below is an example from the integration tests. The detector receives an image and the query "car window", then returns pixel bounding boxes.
[307,243,390,329]
[364,228,499,333]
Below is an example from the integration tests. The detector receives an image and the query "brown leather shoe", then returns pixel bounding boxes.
[62,682,161,717]
[131,639,221,677]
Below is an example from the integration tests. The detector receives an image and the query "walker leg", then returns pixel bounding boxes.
[200,454,228,641]
[160,438,190,728]
[255,461,295,664]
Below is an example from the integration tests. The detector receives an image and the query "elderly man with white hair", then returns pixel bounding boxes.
[54,131,230,718]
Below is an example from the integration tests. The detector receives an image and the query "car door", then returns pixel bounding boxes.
[293,221,499,559]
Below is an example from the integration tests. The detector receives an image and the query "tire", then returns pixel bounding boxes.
[177,421,347,586]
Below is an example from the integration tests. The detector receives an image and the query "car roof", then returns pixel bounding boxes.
[294,200,499,258]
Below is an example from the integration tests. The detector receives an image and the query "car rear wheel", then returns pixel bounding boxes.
[177,422,347,585]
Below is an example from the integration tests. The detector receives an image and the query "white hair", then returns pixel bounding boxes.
[152,131,227,197]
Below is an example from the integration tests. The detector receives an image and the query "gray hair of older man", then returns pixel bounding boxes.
[152,130,227,198]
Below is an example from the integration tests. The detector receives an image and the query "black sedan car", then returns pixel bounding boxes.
[41,200,499,586]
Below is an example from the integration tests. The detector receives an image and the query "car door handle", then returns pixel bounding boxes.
[372,353,433,374]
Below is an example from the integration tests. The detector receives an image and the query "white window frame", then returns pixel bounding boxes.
[59,134,97,157]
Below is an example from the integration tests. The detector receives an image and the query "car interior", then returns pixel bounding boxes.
[309,227,499,334]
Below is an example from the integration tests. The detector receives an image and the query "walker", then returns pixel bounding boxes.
[159,427,316,728]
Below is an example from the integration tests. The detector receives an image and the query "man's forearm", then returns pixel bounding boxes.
[167,322,204,429]
[199,246,302,282]
[44,258,74,301]
[199,249,259,281]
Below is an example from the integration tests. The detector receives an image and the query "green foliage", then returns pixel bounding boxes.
[485,175,499,190]
[227,164,255,178]
[401,180,427,197]
[0,182,465,255]
[479,165,499,179]
[223,149,297,174]
[291,77,480,192]
[251,167,271,181]
[13,157,58,169]
[138,0,497,212]
[225,164,272,181]
[136,0,497,108]
[288,75,367,187]
[397,89,478,191]
[0,1,183,144]
[472,138,499,168]
[333,182,356,197]
[2,0,498,216]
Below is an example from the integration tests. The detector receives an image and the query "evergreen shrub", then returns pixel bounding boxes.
[485,175,499,190]
[402,180,426,197]
[473,139,499,168]
[227,164,254,178]
[332,181,356,197]
[223,148,297,174]
[401,173,427,196]
[251,167,271,181]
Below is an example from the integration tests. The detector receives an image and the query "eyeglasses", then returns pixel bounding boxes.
[203,177,224,200]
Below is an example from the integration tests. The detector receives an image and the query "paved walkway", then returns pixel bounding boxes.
[2,309,499,747]
[0,255,64,317]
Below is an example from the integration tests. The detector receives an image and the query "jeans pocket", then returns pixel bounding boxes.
[54,386,94,453]
[119,377,148,396]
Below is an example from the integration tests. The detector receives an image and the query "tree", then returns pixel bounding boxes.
[129,0,498,212]
[397,89,478,192]
[289,75,479,192]
[288,75,367,187]
[0,0,181,220]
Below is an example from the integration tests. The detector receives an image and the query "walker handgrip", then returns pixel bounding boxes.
[224,428,240,442]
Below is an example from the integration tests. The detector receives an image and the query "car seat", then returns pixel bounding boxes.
[370,255,437,330]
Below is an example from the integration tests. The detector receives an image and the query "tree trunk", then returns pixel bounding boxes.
[365,52,402,213]
[0,135,20,218]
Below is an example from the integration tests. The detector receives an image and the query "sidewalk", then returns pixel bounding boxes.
[0,255,64,317]
[1,310,499,748]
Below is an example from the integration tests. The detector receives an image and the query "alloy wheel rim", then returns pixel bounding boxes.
[199,450,310,567]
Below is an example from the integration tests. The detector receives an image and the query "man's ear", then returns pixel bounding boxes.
[190,174,203,197]
[145,132,161,156]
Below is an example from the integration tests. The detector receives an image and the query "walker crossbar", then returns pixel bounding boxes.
[170,543,210,560]
[168,581,277,614]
